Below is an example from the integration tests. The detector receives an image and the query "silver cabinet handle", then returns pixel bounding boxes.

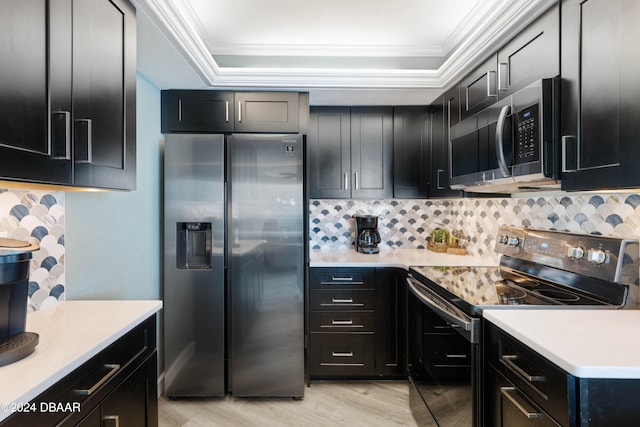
[495,105,512,177]
[330,276,353,281]
[178,99,182,121]
[332,352,354,357]
[344,172,349,190]
[436,169,445,189]
[225,101,229,122]
[501,355,546,382]
[498,62,509,91]
[332,298,353,303]
[74,364,120,396]
[331,320,354,325]
[487,70,497,97]
[500,387,544,419]
[51,111,71,159]
[102,415,120,427]
[75,118,93,163]
[445,353,468,359]
[238,101,242,122]
[354,172,359,190]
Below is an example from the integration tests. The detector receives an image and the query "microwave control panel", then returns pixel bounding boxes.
[514,104,540,164]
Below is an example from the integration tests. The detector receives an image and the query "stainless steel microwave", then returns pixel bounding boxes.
[449,78,560,193]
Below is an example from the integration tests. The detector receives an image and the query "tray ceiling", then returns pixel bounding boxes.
[134,0,557,104]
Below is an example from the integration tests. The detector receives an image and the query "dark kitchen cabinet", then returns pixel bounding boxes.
[0,0,136,190]
[1,316,158,427]
[392,107,430,198]
[308,107,351,198]
[161,91,235,133]
[72,0,137,190]
[234,92,300,133]
[308,267,402,379]
[308,107,393,199]
[496,3,559,99]
[161,91,305,134]
[484,320,640,427]
[460,54,498,121]
[0,0,72,185]
[561,0,640,191]
[429,88,462,198]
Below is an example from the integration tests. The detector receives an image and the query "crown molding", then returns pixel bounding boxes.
[133,0,558,90]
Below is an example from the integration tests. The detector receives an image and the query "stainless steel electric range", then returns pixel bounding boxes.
[405,226,640,427]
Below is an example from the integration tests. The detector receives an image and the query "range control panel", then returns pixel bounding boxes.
[495,225,639,283]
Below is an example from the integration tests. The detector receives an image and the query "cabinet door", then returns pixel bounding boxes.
[375,269,402,377]
[234,92,299,133]
[393,107,429,198]
[308,107,351,198]
[100,354,157,427]
[460,54,498,121]
[430,91,461,198]
[561,0,640,191]
[72,0,136,190]
[161,90,234,133]
[497,4,559,98]
[350,107,393,198]
[0,0,72,185]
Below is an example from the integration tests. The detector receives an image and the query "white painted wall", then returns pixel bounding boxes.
[65,74,162,301]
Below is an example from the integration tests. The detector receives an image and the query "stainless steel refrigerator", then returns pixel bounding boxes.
[163,133,304,398]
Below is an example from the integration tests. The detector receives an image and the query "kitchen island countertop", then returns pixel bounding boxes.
[309,247,498,268]
[484,309,640,379]
[0,300,162,421]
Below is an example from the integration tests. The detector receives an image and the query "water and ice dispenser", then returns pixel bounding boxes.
[176,222,212,269]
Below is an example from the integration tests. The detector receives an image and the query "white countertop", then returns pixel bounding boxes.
[0,300,162,421]
[309,248,497,268]
[484,310,640,379]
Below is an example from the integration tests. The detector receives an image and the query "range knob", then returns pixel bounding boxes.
[567,246,585,260]
[507,236,520,247]
[587,248,608,265]
[498,235,508,244]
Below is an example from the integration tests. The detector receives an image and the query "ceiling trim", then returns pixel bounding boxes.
[133,0,557,90]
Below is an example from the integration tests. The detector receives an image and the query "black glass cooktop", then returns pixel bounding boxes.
[409,265,619,315]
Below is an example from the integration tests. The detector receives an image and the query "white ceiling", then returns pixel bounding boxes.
[134,0,557,105]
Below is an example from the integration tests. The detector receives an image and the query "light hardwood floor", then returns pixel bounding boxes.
[159,380,433,427]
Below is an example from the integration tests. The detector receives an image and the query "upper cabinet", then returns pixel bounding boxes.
[431,89,462,198]
[0,0,136,190]
[308,107,393,199]
[497,4,559,98]
[161,91,306,134]
[392,107,430,198]
[458,3,559,122]
[561,0,640,191]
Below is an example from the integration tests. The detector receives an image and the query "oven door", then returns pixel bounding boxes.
[406,276,482,427]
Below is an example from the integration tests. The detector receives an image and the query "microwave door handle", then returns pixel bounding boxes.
[495,105,512,177]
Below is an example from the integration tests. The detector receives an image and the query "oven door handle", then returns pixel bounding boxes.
[406,277,479,343]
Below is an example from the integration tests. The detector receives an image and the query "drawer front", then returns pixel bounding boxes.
[310,268,375,290]
[309,311,374,332]
[309,289,375,310]
[309,334,375,376]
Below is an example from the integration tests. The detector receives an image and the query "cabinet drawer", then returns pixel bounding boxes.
[309,289,375,310]
[310,268,375,289]
[309,334,375,376]
[309,311,374,332]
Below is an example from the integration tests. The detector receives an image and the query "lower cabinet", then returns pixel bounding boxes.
[308,267,403,379]
[1,316,158,427]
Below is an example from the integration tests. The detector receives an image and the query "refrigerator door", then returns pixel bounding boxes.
[164,134,225,397]
[228,134,305,397]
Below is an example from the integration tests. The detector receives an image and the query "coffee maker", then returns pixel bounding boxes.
[353,214,381,254]
[0,238,40,366]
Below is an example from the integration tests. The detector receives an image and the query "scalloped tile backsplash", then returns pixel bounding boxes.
[309,193,640,264]
[0,189,65,312]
